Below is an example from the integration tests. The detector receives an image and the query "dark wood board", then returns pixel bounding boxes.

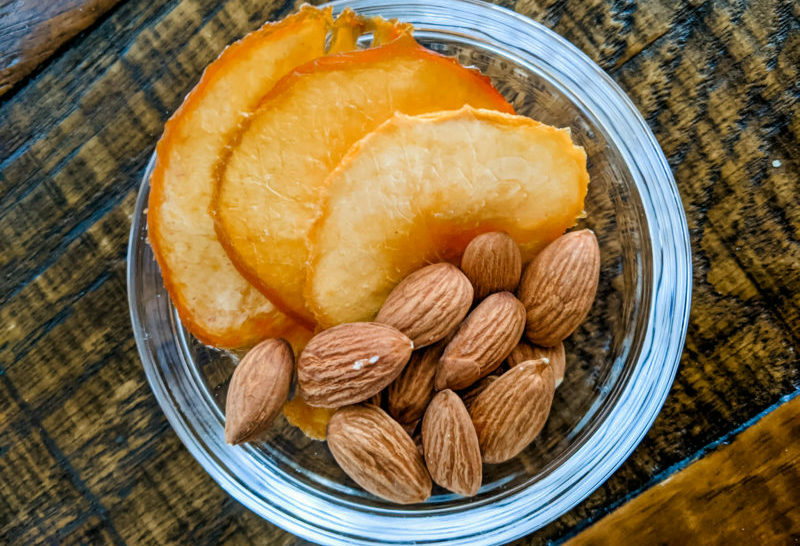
[0,0,124,97]
[566,393,800,544]
[0,0,798,543]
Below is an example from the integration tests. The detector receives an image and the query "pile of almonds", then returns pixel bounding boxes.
[225,229,600,503]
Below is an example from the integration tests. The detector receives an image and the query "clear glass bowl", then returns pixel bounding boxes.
[127,0,692,543]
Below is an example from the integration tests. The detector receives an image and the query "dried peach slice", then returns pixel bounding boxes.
[282,397,336,440]
[307,106,590,327]
[147,7,395,347]
[212,37,514,329]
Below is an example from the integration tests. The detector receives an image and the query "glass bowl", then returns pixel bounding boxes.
[127,0,692,543]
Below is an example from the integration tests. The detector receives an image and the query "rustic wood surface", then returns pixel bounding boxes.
[565,392,800,545]
[0,0,798,544]
[0,0,124,97]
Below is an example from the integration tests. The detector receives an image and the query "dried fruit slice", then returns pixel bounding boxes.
[147,7,400,347]
[282,397,336,440]
[307,106,590,327]
[213,37,514,328]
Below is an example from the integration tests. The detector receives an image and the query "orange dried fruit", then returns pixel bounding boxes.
[147,7,404,347]
[212,37,514,328]
[282,397,336,440]
[307,106,589,327]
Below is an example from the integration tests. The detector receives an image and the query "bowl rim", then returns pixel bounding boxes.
[128,0,692,543]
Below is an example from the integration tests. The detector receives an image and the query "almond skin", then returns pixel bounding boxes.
[387,339,446,424]
[375,263,473,348]
[422,390,482,496]
[298,323,413,408]
[459,375,499,411]
[436,291,526,391]
[507,341,566,388]
[225,338,294,444]
[517,229,600,347]
[470,359,555,463]
[460,232,522,300]
[327,405,432,504]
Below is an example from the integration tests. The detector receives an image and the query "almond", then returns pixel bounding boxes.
[459,375,499,411]
[436,291,526,391]
[517,229,600,347]
[386,339,446,424]
[460,232,522,299]
[375,263,473,348]
[327,404,432,504]
[470,359,555,463]
[507,341,566,388]
[297,323,413,408]
[422,390,482,496]
[225,338,294,444]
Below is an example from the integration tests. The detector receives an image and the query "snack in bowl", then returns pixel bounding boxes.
[147,5,601,504]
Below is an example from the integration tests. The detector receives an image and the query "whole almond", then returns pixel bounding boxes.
[375,263,473,348]
[298,323,413,408]
[225,338,294,444]
[517,230,600,347]
[461,232,522,299]
[470,359,555,463]
[387,339,446,423]
[422,390,482,496]
[327,405,431,504]
[436,292,526,391]
[459,375,499,411]
[507,341,566,388]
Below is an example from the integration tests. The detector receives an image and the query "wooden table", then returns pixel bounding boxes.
[1,0,798,543]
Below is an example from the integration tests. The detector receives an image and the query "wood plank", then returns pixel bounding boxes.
[59,515,120,545]
[0,0,123,97]
[612,0,800,341]
[0,191,134,370]
[0,378,114,544]
[566,393,800,544]
[514,0,705,70]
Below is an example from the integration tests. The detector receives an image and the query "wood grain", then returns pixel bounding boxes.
[567,393,800,544]
[0,0,797,543]
[0,0,124,97]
